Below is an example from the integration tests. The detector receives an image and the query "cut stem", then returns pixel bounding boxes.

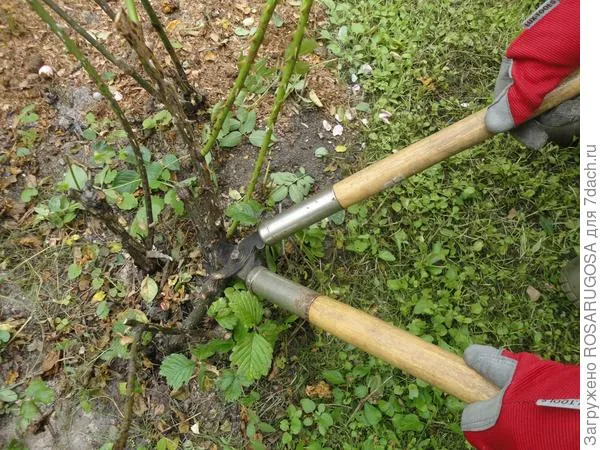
[227,0,314,237]
[200,0,280,158]
[28,0,155,250]
[41,0,157,97]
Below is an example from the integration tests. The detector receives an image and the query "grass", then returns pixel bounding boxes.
[267,0,579,448]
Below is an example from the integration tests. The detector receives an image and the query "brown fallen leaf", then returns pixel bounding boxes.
[5,370,19,385]
[305,381,332,399]
[42,351,60,373]
[527,285,541,302]
[161,0,179,15]
[18,235,42,248]
[507,208,518,219]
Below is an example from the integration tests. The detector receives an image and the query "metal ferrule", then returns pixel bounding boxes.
[258,187,342,245]
[243,266,318,319]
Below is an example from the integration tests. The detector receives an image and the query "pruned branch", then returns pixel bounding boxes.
[227,0,314,237]
[200,0,280,158]
[41,0,158,97]
[28,0,156,250]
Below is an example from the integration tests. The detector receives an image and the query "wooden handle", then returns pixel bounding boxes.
[308,296,499,403]
[333,72,580,207]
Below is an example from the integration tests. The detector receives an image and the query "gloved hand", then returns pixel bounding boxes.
[486,0,580,149]
[461,345,579,450]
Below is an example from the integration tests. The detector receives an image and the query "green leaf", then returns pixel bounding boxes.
[270,185,288,203]
[162,154,180,171]
[248,129,267,147]
[16,147,31,157]
[117,192,137,210]
[192,339,234,360]
[351,23,365,34]
[20,187,38,203]
[322,370,345,385]
[391,413,424,432]
[314,146,328,158]
[140,276,158,303]
[240,110,257,134]
[288,183,305,203]
[0,330,9,343]
[159,354,196,390]
[225,200,263,226]
[300,398,316,413]
[82,128,97,141]
[378,250,396,262]
[26,379,55,405]
[229,290,263,328]
[364,403,382,426]
[111,170,140,193]
[0,388,17,403]
[96,301,110,320]
[230,332,273,380]
[220,131,243,147]
[64,165,88,190]
[299,38,318,55]
[20,400,40,421]
[142,117,156,129]
[164,189,184,216]
[67,263,82,280]
[218,369,252,402]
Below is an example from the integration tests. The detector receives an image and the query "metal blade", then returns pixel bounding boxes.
[211,232,265,281]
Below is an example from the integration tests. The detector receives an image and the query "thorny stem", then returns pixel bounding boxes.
[114,9,206,177]
[41,0,158,97]
[139,0,195,98]
[28,0,155,250]
[200,0,280,158]
[227,0,314,237]
[91,0,115,20]
[114,327,142,450]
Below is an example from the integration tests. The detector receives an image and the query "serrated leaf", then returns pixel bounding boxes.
[288,183,305,203]
[26,379,55,405]
[64,165,88,190]
[240,110,257,134]
[140,276,158,303]
[230,332,272,380]
[143,117,156,129]
[220,131,243,147]
[270,185,288,203]
[225,200,263,226]
[248,129,268,147]
[159,354,196,390]
[67,263,82,280]
[229,290,263,328]
[192,339,234,360]
[20,400,40,421]
[83,128,97,140]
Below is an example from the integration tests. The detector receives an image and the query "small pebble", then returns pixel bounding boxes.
[38,65,54,79]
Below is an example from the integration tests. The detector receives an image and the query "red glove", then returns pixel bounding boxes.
[485,0,580,133]
[461,345,579,450]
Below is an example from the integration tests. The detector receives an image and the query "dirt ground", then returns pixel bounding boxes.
[0,1,358,448]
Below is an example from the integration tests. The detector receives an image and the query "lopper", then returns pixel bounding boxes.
[214,73,580,404]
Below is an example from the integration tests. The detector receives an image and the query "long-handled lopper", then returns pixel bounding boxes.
[214,73,580,404]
